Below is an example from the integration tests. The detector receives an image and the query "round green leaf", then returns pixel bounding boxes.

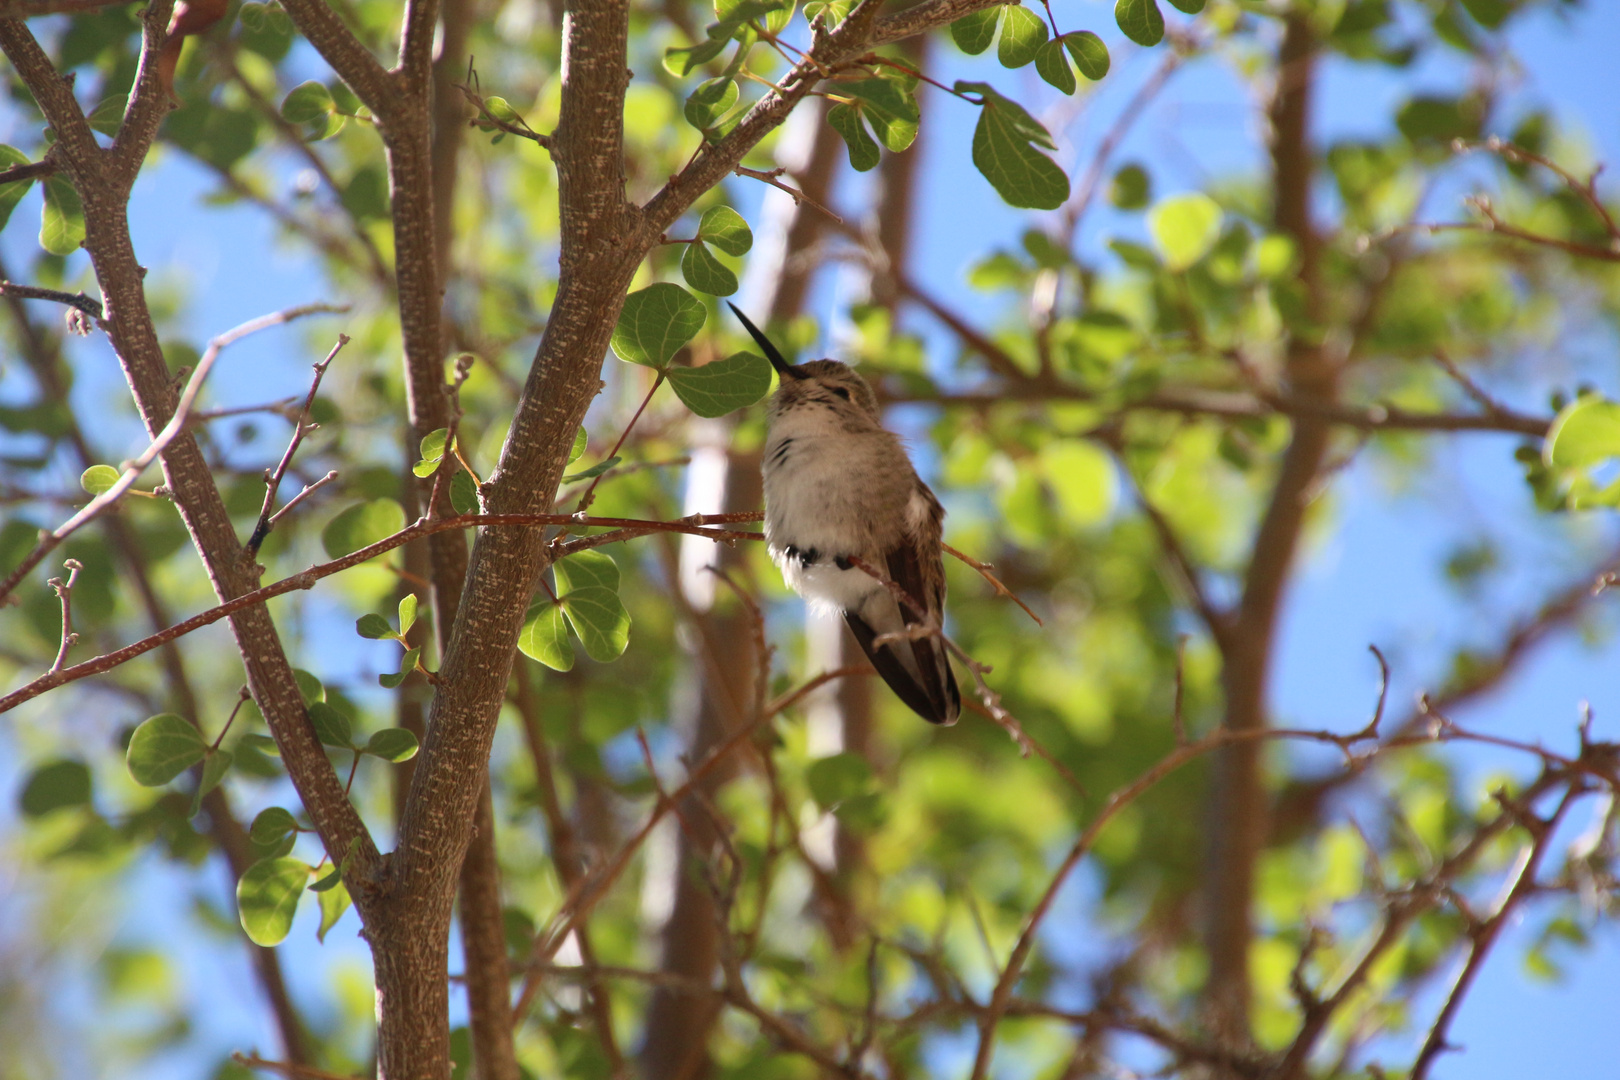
[19,758,92,818]
[681,240,739,297]
[320,498,406,559]
[1165,0,1204,11]
[827,103,880,173]
[280,80,335,124]
[667,351,773,417]
[684,77,739,130]
[1148,192,1223,271]
[80,464,120,495]
[364,728,420,763]
[950,5,1000,54]
[418,427,448,463]
[1109,163,1151,210]
[1035,38,1077,95]
[250,806,299,848]
[293,669,325,704]
[997,4,1048,69]
[307,701,353,748]
[611,283,707,368]
[519,601,574,671]
[41,176,85,256]
[697,205,753,256]
[554,549,620,594]
[397,593,418,636]
[379,646,421,689]
[237,857,311,946]
[806,752,873,811]
[561,586,631,663]
[568,427,589,464]
[450,470,480,515]
[1064,31,1110,80]
[1546,397,1620,468]
[1115,0,1165,45]
[126,713,208,786]
[356,613,395,639]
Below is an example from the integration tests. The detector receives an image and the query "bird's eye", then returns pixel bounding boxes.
[832,387,851,401]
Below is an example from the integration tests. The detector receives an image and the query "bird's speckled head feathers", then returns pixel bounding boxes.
[767,360,881,423]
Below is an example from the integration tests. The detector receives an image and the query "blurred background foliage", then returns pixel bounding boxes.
[2,0,1620,1076]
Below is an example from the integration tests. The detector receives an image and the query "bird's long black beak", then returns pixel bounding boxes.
[728,302,807,381]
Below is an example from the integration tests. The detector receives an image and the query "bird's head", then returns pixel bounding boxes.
[728,304,881,425]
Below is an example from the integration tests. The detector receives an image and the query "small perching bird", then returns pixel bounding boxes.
[730,304,961,726]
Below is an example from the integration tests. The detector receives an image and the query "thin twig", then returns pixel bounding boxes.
[940,541,1041,625]
[734,164,843,223]
[0,302,347,606]
[46,559,83,674]
[0,280,102,320]
[246,334,350,556]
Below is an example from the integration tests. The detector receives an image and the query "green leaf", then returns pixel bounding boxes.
[1115,0,1165,45]
[126,714,208,786]
[827,103,880,172]
[364,728,420,762]
[418,427,448,464]
[997,4,1048,68]
[379,647,421,689]
[568,427,588,464]
[555,549,621,593]
[1035,38,1076,94]
[316,878,351,942]
[951,5,1001,54]
[189,748,233,818]
[684,77,739,130]
[249,807,299,849]
[19,759,92,818]
[307,701,353,748]
[1148,192,1223,271]
[321,499,406,559]
[560,586,630,662]
[280,80,335,124]
[668,351,773,417]
[41,177,85,256]
[0,145,34,232]
[561,456,621,483]
[398,593,418,637]
[803,0,851,26]
[293,670,325,705]
[664,35,730,77]
[961,83,1069,210]
[681,240,739,296]
[356,613,395,640]
[841,79,919,153]
[1165,0,1204,10]
[611,283,707,368]
[1546,397,1620,468]
[806,752,873,810]
[519,601,574,671]
[697,205,753,256]
[197,748,233,800]
[80,464,120,495]
[1064,31,1110,80]
[1109,163,1151,209]
[237,857,310,946]
[450,470,480,515]
[87,95,128,137]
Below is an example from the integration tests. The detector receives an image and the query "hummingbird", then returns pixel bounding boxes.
[729,303,961,726]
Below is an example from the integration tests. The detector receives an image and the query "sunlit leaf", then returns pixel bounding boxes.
[958,82,1069,210]
[684,77,739,130]
[560,586,630,662]
[1064,31,1110,80]
[681,240,739,296]
[997,4,1047,68]
[356,613,395,640]
[950,5,1001,54]
[364,728,420,762]
[611,283,706,367]
[41,177,85,256]
[697,205,753,255]
[1148,192,1223,271]
[237,857,310,946]
[126,714,208,786]
[1546,396,1620,468]
[519,601,574,671]
[667,351,773,417]
[1115,0,1165,45]
[80,464,120,495]
[827,103,880,172]
[317,878,351,942]
[321,499,406,559]
[397,593,418,637]
[0,145,35,232]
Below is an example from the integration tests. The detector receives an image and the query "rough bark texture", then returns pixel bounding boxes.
[1202,11,1327,1050]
